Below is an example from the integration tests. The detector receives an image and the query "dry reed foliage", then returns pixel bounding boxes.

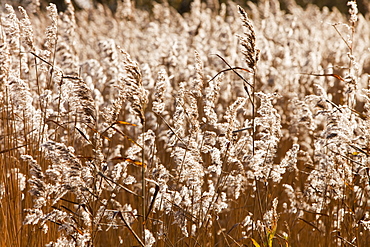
[1,0,370,246]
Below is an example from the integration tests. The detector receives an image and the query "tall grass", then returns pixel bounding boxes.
[1,0,370,246]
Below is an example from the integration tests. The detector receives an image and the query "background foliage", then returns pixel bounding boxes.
[4,0,370,14]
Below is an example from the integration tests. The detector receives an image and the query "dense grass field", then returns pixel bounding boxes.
[1,0,370,246]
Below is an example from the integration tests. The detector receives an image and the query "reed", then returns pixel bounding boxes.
[1,0,370,246]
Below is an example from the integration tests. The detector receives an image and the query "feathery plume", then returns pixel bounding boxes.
[120,49,148,125]
[238,6,259,70]
[152,69,168,115]
[18,6,35,52]
[347,0,358,25]
[45,4,58,56]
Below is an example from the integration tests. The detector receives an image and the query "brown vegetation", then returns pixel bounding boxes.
[1,0,370,246]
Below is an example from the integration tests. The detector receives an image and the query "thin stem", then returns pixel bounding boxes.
[141,119,146,244]
[252,68,256,156]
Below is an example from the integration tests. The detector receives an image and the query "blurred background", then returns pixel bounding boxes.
[3,0,370,15]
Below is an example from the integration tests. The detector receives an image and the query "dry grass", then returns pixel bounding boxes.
[1,0,370,246]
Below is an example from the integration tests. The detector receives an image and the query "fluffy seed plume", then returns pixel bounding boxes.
[347,0,358,25]
[152,69,168,115]
[73,78,97,124]
[120,49,148,125]
[18,6,35,52]
[238,6,259,70]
